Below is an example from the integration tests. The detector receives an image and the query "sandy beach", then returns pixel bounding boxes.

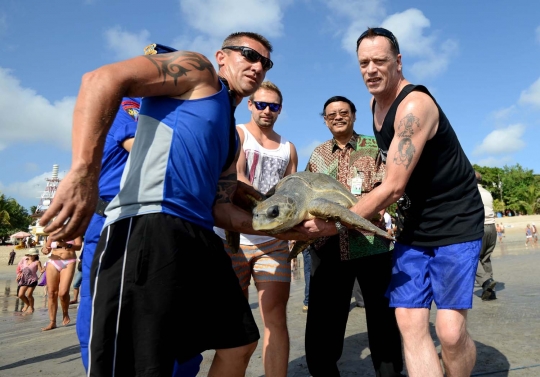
[0,215,539,376]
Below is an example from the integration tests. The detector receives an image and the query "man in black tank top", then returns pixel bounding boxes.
[299,28,483,377]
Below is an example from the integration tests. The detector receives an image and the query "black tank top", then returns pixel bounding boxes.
[372,84,484,246]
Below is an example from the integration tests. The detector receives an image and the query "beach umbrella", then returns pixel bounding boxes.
[10,231,32,239]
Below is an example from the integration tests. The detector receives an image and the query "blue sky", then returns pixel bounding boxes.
[1,0,540,211]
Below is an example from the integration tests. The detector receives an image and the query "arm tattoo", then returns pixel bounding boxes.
[144,51,215,85]
[397,113,420,138]
[393,137,416,169]
[215,173,237,204]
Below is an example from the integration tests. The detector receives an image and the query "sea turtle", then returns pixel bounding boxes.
[250,171,394,261]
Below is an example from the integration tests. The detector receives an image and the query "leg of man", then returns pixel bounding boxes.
[476,224,497,300]
[302,248,311,311]
[251,240,291,377]
[435,309,475,377]
[357,252,403,376]
[395,308,443,376]
[90,214,259,376]
[305,241,356,377]
[352,278,364,307]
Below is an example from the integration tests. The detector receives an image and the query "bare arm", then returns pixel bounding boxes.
[234,127,251,186]
[41,51,219,240]
[298,92,439,238]
[284,142,298,176]
[213,148,308,241]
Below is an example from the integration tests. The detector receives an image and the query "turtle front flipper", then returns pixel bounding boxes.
[225,230,241,253]
[287,240,314,262]
[307,198,394,241]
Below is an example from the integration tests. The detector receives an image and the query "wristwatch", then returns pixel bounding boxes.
[334,220,348,235]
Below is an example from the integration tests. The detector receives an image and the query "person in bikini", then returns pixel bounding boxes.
[41,229,82,331]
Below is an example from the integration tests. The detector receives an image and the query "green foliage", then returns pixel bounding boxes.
[493,199,505,213]
[0,192,32,244]
[473,164,540,215]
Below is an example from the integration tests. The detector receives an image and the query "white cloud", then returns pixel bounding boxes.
[474,156,513,168]
[179,0,286,38]
[490,105,516,122]
[382,9,458,79]
[171,35,222,67]
[0,169,66,207]
[519,77,540,107]
[104,27,152,60]
[473,124,526,155]
[323,3,458,79]
[0,67,75,151]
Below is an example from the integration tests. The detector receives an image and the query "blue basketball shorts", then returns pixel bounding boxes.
[386,238,481,310]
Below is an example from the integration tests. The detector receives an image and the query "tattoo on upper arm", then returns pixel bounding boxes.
[215,173,237,204]
[393,113,420,169]
[397,113,420,138]
[144,51,215,85]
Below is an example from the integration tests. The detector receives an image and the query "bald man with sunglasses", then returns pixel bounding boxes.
[215,80,298,377]
[40,32,307,377]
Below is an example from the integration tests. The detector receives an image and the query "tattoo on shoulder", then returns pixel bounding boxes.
[215,173,237,204]
[144,51,215,85]
[393,137,415,170]
[397,113,420,138]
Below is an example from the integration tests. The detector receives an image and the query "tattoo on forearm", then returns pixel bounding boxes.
[144,51,215,85]
[393,137,415,169]
[397,113,420,138]
[215,173,237,204]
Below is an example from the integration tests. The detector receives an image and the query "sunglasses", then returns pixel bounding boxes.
[356,27,400,54]
[253,101,281,112]
[325,110,350,120]
[222,46,274,71]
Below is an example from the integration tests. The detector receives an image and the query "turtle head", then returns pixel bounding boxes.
[252,196,298,234]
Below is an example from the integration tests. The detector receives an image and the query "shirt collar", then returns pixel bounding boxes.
[332,132,359,152]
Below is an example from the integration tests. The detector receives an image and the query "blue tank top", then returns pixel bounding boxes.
[99,97,140,201]
[104,82,233,230]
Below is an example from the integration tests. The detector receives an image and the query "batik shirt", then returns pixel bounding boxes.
[306,132,392,261]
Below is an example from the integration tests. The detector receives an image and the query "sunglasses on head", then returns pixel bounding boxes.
[253,101,281,112]
[356,27,400,53]
[222,46,274,71]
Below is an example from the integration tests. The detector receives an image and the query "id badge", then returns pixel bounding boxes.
[351,175,363,195]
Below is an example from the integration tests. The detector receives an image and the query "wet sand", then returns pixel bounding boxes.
[0,215,539,376]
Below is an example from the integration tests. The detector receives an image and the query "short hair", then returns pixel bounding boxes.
[249,81,283,104]
[357,27,400,57]
[321,96,357,117]
[475,171,483,184]
[222,32,273,53]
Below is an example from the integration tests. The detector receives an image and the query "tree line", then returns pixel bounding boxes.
[0,193,33,244]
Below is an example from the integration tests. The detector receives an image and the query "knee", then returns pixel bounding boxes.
[58,291,70,301]
[436,322,468,351]
[217,340,257,364]
[18,291,25,299]
[395,309,429,339]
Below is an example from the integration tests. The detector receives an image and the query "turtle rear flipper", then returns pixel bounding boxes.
[225,230,241,253]
[287,239,314,262]
[307,198,394,241]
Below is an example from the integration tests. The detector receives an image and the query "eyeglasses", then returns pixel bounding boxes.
[253,101,281,112]
[222,46,274,71]
[324,110,350,120]
[356,27,400,54]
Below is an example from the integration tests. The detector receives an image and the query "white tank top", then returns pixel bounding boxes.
[214,124,291,245]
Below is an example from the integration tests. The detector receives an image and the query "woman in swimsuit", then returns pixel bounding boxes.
[41,230,82,331]
[16,248,44,315]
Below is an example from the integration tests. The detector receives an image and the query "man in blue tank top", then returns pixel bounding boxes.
[300,28,484,377]
[41,32,304,377]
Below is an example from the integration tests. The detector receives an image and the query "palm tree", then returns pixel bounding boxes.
[518,184,540,215]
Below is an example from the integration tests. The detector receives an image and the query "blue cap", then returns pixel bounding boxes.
[144,43,177,55]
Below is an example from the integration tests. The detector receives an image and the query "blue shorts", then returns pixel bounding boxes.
[386,238,481,310]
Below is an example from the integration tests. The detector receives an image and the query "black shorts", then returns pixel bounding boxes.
[88,213,259,377]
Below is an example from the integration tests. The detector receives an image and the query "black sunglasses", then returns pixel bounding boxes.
[356,27,400,53]
[253,101,281,112]
[222,46,274,71]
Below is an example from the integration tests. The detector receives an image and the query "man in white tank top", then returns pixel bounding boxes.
[215,81,298,377]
